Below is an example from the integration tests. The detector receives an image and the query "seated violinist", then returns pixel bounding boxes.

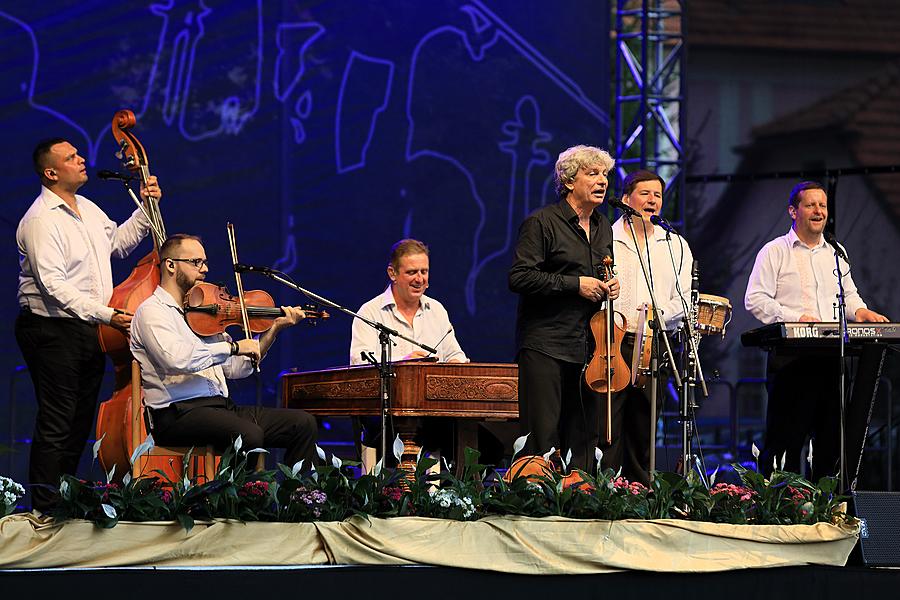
[129,233,317,466]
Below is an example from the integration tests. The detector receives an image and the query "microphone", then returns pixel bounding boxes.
[691,259,700,292]
[97,169,134,182]
[234,263,275,274]
[608,198,640,217]
[426,328,454,357]
[650,214,677,234]
[823,231,850,264]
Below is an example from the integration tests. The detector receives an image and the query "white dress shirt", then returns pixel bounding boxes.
[349,286,468,365]
[16,186,151,323]
[612,217,694,332]
[745,228,867,325]
[130,287,253,409]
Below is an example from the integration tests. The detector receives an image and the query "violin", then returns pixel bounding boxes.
[584,256,630,444]
[183,281,328,337]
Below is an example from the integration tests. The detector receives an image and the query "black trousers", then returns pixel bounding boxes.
[516,348,602,471]
[601,334,657,486]
[148,396,318,467]
[765,353,842,479]
[15,310,106,512]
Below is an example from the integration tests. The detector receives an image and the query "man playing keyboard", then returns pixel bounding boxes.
[745,181,888,479]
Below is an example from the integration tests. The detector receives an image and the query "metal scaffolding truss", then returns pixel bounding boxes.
[613,0,686,227]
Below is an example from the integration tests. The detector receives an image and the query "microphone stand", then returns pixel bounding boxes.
[832,249,849,491]
[102,179,166,244]
[246,267,435,464]
[662,233,709,479]
[621,212,682,478]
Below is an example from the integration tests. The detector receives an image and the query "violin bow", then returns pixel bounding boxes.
[226,223,259,372]
[601,256,614,445]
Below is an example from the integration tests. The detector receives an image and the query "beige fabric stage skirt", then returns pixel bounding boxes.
[0,513,858,573]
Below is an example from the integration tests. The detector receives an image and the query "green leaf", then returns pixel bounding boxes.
[176,513,194,533]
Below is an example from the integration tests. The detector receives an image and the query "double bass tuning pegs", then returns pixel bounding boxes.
[115,138,129,161]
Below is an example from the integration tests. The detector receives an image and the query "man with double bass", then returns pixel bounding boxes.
[129,234,317,466]
[15,138,162,512]
[509,144,620,472]
[609,170,694,485]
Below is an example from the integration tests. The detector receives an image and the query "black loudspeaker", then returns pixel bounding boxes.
[851,491,900,566]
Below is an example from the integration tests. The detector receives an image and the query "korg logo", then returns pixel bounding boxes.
[791,325,818,338]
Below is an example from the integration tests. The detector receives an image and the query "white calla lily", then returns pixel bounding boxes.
[92,432,107,460]
[512,433,529,460]
[392,435,404,462]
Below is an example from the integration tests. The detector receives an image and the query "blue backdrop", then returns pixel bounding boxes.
[0,1,610,474]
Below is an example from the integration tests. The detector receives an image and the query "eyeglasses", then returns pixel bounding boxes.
[168,257,209,268]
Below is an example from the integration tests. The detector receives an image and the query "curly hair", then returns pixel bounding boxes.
[554,145,615,199]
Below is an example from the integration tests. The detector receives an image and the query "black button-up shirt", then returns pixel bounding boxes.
[508,199,614,364]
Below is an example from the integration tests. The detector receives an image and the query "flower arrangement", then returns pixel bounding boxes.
[4,434,849,530]
[1,475,26,516]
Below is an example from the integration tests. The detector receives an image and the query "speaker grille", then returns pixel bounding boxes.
[852,491,900,566]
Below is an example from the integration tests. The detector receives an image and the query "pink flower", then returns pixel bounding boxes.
[612,477,647,496]
[711,483,756,501]
[787,486,812,503]
[238,481,270,498]
[381,486,403,502]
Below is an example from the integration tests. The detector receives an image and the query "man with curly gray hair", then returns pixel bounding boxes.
[509,144,619,471]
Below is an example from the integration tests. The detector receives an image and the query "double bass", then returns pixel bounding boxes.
[95,110,170,479]
[583,256,630,444]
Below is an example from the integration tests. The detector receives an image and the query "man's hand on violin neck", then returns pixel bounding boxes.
[140,175,162,201]
[235,339,260,361]
[605,277,620,301]
[579,276,619,302]
[272,306,307,331]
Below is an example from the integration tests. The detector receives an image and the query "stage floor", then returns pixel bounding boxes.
[3,564,900,599]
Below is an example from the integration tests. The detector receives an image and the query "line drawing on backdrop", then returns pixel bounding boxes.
[149,0,263,140]
[274,21,325,145]
[405,2,609,313]
[336,51,395,173]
